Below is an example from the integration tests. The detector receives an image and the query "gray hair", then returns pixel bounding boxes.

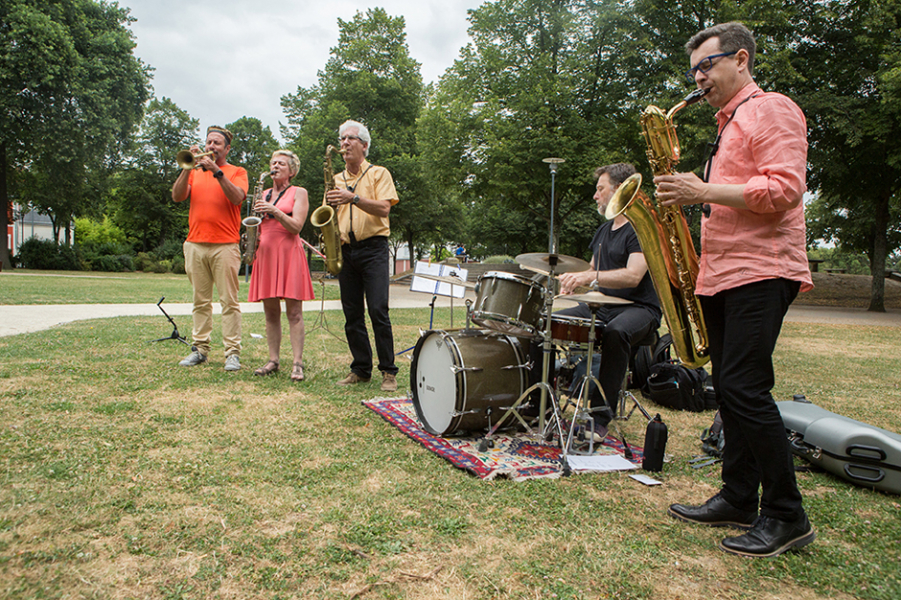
[272,149,300,178]
[594,163,636,187]
[686,21,756,76]
[339,120,372,157]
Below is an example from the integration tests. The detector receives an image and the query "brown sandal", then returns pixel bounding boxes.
[290,362,304,382]
[254,360,279,376]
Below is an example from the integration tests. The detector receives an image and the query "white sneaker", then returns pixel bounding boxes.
[224,355,241,371]
[179,350,207,367]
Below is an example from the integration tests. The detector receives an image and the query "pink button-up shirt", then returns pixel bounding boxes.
[696,82,813,296]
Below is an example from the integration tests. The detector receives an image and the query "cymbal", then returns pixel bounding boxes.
[515,252,590,275]
[555,291,633,306]
[413,273,475,288]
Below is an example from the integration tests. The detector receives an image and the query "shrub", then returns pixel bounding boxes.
[92,254,134,273]
[171,256,186,274]
[18,238,80,270]
[75,216,128,248]
[482,255,515,264]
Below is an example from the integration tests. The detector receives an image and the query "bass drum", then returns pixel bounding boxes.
[411,329,527,436]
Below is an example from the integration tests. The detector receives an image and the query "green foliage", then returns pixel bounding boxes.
[74,216,128,248]
[280,8,428,255]
[0,0,151,266]
[226,116,279,177]
[17,238,79,270]
[108,97,196,252]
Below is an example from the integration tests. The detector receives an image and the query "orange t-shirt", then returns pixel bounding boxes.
[185,164,249,244]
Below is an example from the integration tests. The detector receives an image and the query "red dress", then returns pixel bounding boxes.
[247,186,315,302]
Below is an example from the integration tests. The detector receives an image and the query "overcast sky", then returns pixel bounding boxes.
[121,0,486,143]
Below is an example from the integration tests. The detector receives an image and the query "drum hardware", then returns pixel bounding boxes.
[397,295,440,357]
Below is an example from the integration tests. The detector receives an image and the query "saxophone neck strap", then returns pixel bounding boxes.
[344,164,373,243]
[702,93,761,184]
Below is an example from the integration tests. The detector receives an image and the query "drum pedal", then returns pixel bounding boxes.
[477,437,495,452]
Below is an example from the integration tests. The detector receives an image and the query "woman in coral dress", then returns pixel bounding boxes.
[248,150,314,381]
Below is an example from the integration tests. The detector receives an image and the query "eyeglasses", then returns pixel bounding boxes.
[685,51,737,81]
[338,134,363,143]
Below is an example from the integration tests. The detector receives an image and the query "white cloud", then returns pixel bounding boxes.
[121,0,484,141]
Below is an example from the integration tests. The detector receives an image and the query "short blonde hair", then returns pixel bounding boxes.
[272,149,300,177]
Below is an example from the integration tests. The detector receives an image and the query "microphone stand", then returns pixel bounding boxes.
[149,297,190,346]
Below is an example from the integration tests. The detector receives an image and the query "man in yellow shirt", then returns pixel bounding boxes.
[326,120,399,392]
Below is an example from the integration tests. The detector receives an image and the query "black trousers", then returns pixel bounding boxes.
[701,278,804,521]
[531,302,659,426]
[338,236,398,379]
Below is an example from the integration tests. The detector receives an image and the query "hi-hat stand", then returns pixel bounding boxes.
[149,296,190,346]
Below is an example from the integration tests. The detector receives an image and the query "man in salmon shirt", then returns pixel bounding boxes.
[172,125,249,372]
[654,22,815,558]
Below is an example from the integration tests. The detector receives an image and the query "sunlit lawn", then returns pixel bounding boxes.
[0,273,899,599]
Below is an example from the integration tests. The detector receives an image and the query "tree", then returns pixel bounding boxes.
[788,0,901,311]
[108,97,198,251]
[418,0,671,261]
[0,0,151,268]
[280,8,427,264]
[226,117,279,178]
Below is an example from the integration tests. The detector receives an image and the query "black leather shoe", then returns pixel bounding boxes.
[668,494,757,530]
[719,514,815,558]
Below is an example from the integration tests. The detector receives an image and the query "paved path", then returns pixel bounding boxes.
[1,284,899,338]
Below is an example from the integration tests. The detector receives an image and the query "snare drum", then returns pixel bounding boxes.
[548,314,597,346]
[411,329,527,436]
[471,272,545,337]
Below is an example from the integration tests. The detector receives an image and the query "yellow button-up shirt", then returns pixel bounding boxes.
[333,160,399,244]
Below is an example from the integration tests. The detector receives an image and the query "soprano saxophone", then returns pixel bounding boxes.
[309,145,344,276]
[606,88,710,367]
[240,170,272,265]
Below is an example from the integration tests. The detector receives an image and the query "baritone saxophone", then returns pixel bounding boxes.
[310,145,344,276]
[606,87,710,367]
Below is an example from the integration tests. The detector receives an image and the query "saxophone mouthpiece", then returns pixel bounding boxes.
[685,88,709,105]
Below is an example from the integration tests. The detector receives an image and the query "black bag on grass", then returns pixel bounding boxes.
[646,360,714,412]
[631,333,673,394]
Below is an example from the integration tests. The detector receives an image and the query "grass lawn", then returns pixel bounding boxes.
[0,270,342,305]
[0,272,899,599]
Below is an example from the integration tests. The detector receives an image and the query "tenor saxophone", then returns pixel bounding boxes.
[310,145,344,276]
[606,88,710,367]
[240,170,272,265]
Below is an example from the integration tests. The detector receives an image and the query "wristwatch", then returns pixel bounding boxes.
[352,194,360,205]
[213,170,224,180]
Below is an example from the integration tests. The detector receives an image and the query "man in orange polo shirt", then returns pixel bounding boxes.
[172,125,249,371]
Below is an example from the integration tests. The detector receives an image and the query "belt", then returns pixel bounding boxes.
[347,235,387,249]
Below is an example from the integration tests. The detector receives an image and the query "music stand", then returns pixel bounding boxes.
[306,277,344,341]
[149,297,190,346]
[409,261,470,328]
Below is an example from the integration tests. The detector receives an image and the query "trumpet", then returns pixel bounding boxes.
[176,150,215,170]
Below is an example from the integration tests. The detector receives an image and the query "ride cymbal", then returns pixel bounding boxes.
[515,252,590,275]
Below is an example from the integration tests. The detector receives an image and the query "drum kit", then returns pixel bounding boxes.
[410,251,632,456]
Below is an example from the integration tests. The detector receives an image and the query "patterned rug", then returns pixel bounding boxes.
[363,396,644,481]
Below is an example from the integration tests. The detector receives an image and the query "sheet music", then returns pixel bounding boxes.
[410,261,469,299]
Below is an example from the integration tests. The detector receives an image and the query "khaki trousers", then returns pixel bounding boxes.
[183,241,241,356]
